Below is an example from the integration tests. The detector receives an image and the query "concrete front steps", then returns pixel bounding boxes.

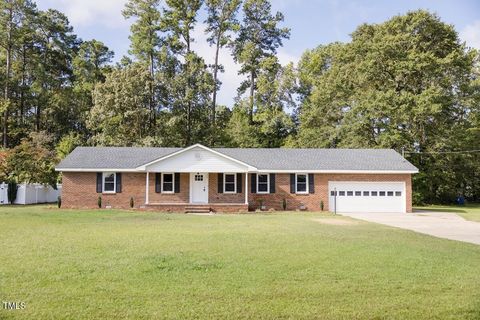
[184,205,212,214]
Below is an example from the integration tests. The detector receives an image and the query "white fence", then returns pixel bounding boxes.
[0,183,62,205]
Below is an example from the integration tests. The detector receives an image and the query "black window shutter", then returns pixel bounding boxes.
[217,173,223,193]
[290,174,295,194]
[270,173,276,193]
[116,173,122,193]
[155,173,161,193]
[174,173,180,193]
[96,173,102,193]
[250,173,257,193]
[308,174,315,193]
[236,173,242,193]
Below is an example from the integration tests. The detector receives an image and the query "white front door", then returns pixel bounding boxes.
[190,173,209,203]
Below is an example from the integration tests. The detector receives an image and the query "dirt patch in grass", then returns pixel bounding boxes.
[312,218,361,225]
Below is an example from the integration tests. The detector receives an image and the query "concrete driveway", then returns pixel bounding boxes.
[340,210,480,245]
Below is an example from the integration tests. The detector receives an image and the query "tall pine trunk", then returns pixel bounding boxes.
[210,33,221,146]
[249,70,255,124]
[3,5,13,148]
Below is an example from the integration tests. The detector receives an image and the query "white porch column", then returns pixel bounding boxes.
[245,172,248,204]
[145,171,149,204]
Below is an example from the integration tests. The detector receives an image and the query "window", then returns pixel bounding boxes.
[103,173,116,193]
[387,191,394,196]
[224,173,236,193]
[395,191,402,196]
[257,174,269,193]
[347,191,353,196]
[371,191,378,196]
[295,174,308,193]
[355,191,361,196]
[363,191,370,196]
[339,191,345,196]
[162,173,174,193]
[330,191,336,196]
[379,191,386,196]
[194,174,203,181]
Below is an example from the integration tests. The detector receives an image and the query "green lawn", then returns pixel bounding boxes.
[415,203,480,222]
[1,206,480,319]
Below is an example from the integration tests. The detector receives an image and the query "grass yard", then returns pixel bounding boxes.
[1,206,480,319]
[415,203,480,222]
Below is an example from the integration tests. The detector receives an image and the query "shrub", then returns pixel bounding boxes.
[130,197,134,208]
[57,196,61,208]
[282,198,287,210]
[98,196,102,208]
[320,200,324,211]
[7,182,18,204]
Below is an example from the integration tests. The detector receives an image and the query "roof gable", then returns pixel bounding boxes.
[138,144,256,172]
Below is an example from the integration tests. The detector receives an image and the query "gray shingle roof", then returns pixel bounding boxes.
[56,146,418,172]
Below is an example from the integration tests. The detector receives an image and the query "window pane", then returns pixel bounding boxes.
[363,191,369,196]
[225,183,235,192]
[297,183,307,192]
[330,191,335,196]
[258,174,268,183]
[258,183,268,192]
[163,174,173,192]
[371,191,378,196]
[347,191,353,196]
[355,191,361,196]
[297,175,307,183]
[225,174,235,183]
[379,191,386,196]
[395,191,402,196]
[387,191,394,196]
[104,182,115,192]
[339,191,345,196]
[103,173,115,192]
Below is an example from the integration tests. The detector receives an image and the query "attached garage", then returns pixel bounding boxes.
[328,181,406,213]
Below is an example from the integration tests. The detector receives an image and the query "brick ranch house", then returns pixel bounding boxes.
[55,144,418,213]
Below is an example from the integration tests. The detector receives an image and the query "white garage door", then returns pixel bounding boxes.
[328,181,406,213]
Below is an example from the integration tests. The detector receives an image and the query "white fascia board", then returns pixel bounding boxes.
[253,169,419,174]
[136,143,257,171]
[55,168,141,172]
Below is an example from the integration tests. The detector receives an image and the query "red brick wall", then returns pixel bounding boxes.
[61,172,412,212]
[208,173,246,204]
[249,173,412,212]
[148,173,189,203]
[61,172,146,209]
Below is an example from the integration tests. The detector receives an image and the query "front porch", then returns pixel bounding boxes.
[144,172,250,213]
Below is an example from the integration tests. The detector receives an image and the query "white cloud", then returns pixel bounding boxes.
[37,0,128,28]
[460,20,480,49]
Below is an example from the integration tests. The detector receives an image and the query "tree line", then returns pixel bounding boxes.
[0,0,479,203]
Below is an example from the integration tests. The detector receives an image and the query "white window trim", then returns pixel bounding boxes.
[161,172,175,194]
[295,173,309,194]
[257,173,270,194]
[102,172,116,194]
[223,173,237,194]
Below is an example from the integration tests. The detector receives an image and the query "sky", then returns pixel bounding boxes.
[36,0,480,107]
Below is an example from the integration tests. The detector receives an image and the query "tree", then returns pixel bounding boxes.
[293,10,480,203]
[161,0,215,146]
[232,0,289,123]
[72,39,113,135]
[204,0,240,144]
[87,63,154,146]
[123,0,162,129]
[3,131,58,187]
